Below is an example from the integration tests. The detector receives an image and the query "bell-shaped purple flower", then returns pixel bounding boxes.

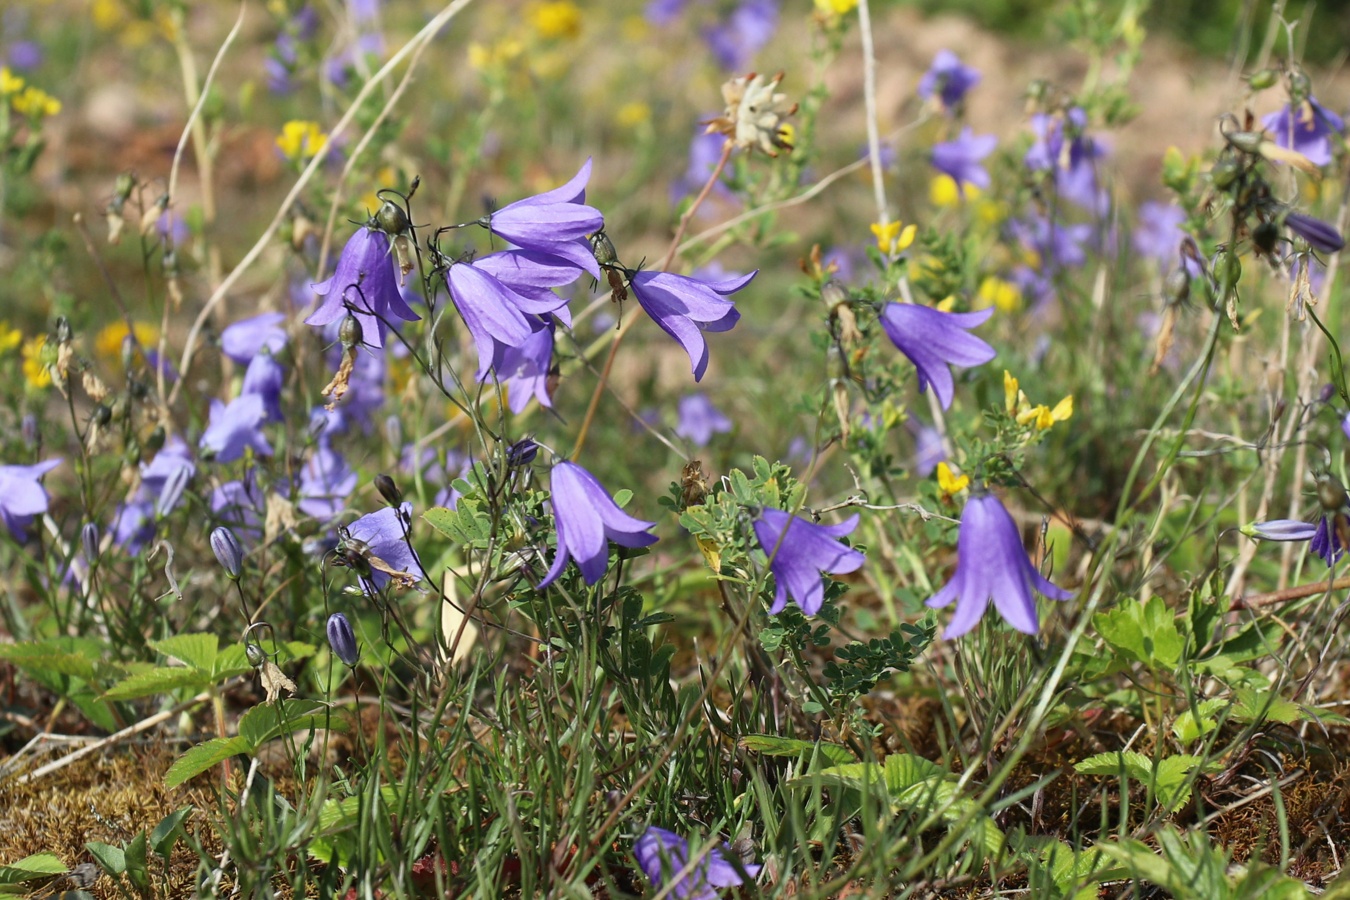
[1262,99,1344,167]
[210,525,244,578]
[931,128,997,196]
[1311,514,1345,566]
[200,395,273,463]
[1240,519,1319,542]
[628,268,755,382]
[481,160,604,278]
[634,826,760,900]
[0,458,61,541]
[241,351,286,423]
[917,50,981,111]
[674,393,732,447]
[878,304,996,410]
[307,227,420,347]
[1025,108,1108,213]
[445,257,568,381]
[326,612,360,666]
[752,508,864,616]
[497,317,556,413]
[212,468,265,541]
[1134,202,1202,277]
[926,491,1073,639]
[140,437,195,517]
[702,0,778,72]
[1285,212,1345,254]
[111,500,155,554]
[297,444,358,521]
[221,312,288,364]
[536,461,658,589]
[344,503,422,593]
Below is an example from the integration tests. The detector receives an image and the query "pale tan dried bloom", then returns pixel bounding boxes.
[259,659,297,703]
[82,371,110,404]
[705,72,797,158]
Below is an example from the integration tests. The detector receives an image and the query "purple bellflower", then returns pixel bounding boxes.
[917,50,981,112]
[701,0,778,73]
[628,268,756,381]
[926,491,1073,638]
[878,304,996,409]
[241,351,286,423]
[200,395,273,463]
[1134,202,1201,277]
[1242,512,1345,568]
[674,393,732,447]
[672,127,737,207]
[307,226,420,347]
[326,612,360,666]
[111,501,155,554]
[221,312,288,364]
[445,257,569,381]
[344,503,422,593]
[1262,99,1344,168]
[536,461,658,589]
[480,159,604,278]
[297,444,358,521]
[752,508,865,616]
[1025,108,1108,213]
[634,826,760,900]
[212,469,265,541]
[1285,212,1346,254]
[931,128,997,196]
[908,418,946,478]
[140,437,195,517]
[497,317,556,413]
[0,458,61,541]
[645,0,689,25]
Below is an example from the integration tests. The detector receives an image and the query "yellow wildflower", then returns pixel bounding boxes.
[1049,394,1074,423]
[930,173,981,207]
[95,321,159,364]
[936,462,969,495]
[0,322,21,354]
[870,221,916,256]
[11,85,60,118]
[0,68,24,96]
[528,1,582,40]
[275,120,328,161]
[615,101,651,129]
[977,276,1021,314]
[1003,370,1020,415]
[92,0,125,30]
[1004,369,1072,431]
[468,38,524,72]
[21,336,51,389]
[814,0,859,14]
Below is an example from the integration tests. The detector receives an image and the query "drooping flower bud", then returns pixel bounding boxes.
[156,465,191,518]
[210,525,244,579]
[1285,212,1345,254]
[507,438,538,468]
[81,522,100,563]
[375,473,403,507]
[1317,473,1348,513]
[339,312,363,351]
[326,612,359,666]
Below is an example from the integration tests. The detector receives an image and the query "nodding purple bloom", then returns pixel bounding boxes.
[297,444,358,521]
[497,317,556,414]
[111,500,155,554]
[200,395,273,463]
[634,827,760,900]
[446,258,568,381]
[917,50,981,111]
[752,508,864,616]
[645,0,689,25]
[0,458,61,541]
[878,304,996,410]
[344,503,421,593]
[674,393,732,447]
[908,419,946,478]
[1011,214,1092,272]
[241,351,286,423]
[307,227,420,347]
[326,612,360,665]
[701,0,778,72]
[1025,108,1108,213]
[926,491,1073,638]
[1262,99,1345,167]
[212,469,265,540]
[1285,212,1346,254]
[210,526,244,579]
[536,461,658,589]
[480,159,604,278]
[1312,514,1345,566]
[140,437,195,517]
[1243,515,1344,566]
[931,128,997,196]
[222,312,288,364]
[628,268,756,382]
[1134,202,1202,277]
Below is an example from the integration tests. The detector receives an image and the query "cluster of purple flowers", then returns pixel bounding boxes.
[646,0,779,72]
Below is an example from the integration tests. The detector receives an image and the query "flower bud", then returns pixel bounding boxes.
[1211,157,1241,190]
[1289,70,1311,103]
[1252,221,1279,254]
[326,612,359,666]
[375,199,410,236]
[1240,519,1318,541]
[1285,212,1345,254]
[1164,268,1190,307]
[1225,130,1265,154]
[210,526,244,579]
[81,522,100,562]
[507,437,538,467]
[155,465,190,518]
[245,642,267,669]
[375,473,403,506]
[1318,383,1336,404]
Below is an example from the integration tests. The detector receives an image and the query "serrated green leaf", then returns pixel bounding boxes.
[237,699,332,749]
[0,853,67,885]
[738,734,853,766]
[85,842,126,876]
[0,643,97,681]
[1074,751,1154,779]
[883,753,946,794]
[1093,596,1183,669]
[102,666,213,701]
[1173,698,1226,745]
[164,737,249,789]
[151,633,219,672]
[1233,687,1302,725]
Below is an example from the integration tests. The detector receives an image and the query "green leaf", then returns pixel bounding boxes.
[85,841,126,876]
[738,734,853,766]
[150,806,193,861]
[237,699,333,749]
[151,633,219,672]
[0,641,97,681]
[1232,688,1302,725]
[102,666,213,701]
[883,753,947,794]
[1093,596,1183,669]
[1074,751,1154,779]
[0,853,67,885]
[1173,698,1226,745]
[164,737,249,789]
[123,832,149,894]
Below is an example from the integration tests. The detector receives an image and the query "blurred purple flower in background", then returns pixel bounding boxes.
[931,128,997,196]
[536,461,658,589]
[926,491,1073,638]
[1262,99,1344,167]
[0,458,61,541]
[140,437,195,517]
[878,304,996,409]
[200,395,273,463]
[1133,202,1200,276]
[645,0,690,25]
[307,227,420,347]
[1025,108,1108,212]
[212,469,265,540]
[702,0,778,72]
[908,419,946,478]
[753,508,864,615]
[672,128,736,206]
[222,312,288,365]
[917,50,981,111]
[242,352,286,423]
[674,393,732,446]
[628,268,755,381]
[496,318,556,414]
[634,826,760,900]
[297,444,358,521]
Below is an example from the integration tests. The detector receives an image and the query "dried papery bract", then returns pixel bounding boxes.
[705,71,797,158]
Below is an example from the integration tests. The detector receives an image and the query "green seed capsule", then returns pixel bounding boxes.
[1211,157,1241,190]
[375,199,410,236]
[1318,474,1348,512]
[1248,69,1277,91]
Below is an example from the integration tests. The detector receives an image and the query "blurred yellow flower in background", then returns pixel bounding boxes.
[276,121,328,161]
[22,336,51,389]
[528,2,583,40]
[977,276,1022,314]
[871,221,916,256]
[95,321,159,366]
[0,323,22,355]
